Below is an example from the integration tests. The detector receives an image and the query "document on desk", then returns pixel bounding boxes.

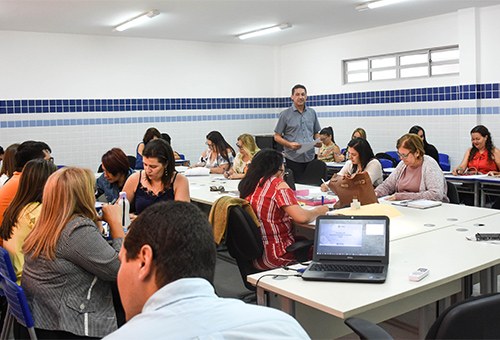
[296,139,320,154]
[329,203,401,218]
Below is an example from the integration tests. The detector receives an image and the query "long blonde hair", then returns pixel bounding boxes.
[23,167,98,260]
[238,134,260,158]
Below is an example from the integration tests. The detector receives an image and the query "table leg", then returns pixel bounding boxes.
[256,286,266,306]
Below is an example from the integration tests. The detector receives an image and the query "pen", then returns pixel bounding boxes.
[321,196,325,205]
[321,178,334,194]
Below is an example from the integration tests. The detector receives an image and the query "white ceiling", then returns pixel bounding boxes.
[1,0,499,46]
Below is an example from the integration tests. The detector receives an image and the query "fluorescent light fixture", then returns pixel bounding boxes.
[237,23,291,40]
[356,0,407,11]
[114,9,160,32]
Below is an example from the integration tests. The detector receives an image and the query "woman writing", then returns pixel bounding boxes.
[123,139,190,215]
[1,159,57,284]
[239,149,328,270]
[375,133,448,202]
[96,148,135,203]
[224,133,260,180]
[22,167,124,339]
[196,131,235,174]
[452,125,500,175]
[321,138,383,192]
[317,127,343,163]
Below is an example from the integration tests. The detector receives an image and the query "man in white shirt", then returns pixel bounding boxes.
[104,201,309,340]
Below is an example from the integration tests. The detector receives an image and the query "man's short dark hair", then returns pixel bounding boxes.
[124,201,216,287]
[14,141,51,171]
[291,84,307,95]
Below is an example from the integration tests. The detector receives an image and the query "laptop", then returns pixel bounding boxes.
[301,215,389,283]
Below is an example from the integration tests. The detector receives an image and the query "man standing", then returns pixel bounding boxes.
[274,84,321,182]
[104,201,309,339]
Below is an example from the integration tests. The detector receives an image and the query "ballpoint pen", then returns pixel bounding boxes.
[320,178,334,194]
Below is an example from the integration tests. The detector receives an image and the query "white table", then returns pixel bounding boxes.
[247,209,500,338]
[187,174,241,205]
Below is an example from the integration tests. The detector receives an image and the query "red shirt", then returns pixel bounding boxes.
[246,176,298,270]
[468,151,498,174]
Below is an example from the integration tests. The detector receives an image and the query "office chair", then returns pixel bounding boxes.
[284,168,296,191]
[298,159,327,186]
[385,151,400,164]
[225,205,264,291]
[446,182,460,204]
[225,206,313,291]
[127,155,137,169]
[344,293,500,340]
[438,153,451,171]
[0,247,16,284]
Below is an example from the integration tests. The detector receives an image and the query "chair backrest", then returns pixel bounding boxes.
[127,155,137,169]
[226,206,263,291]
[385,151,400,164]
[299,159,327,186]
[0,273,35,330]
[0,247,17,282]
[438,153,451,171]
[446,182,460,204]
[375,153,398,168]
[426,293,500,339]
[284,168,296,191]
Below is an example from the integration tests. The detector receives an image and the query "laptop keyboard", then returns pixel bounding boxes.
[310,263,384,274]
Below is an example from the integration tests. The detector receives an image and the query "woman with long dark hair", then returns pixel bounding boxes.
[317,127,342,163]
[0,143,19,187]
[196,131,236,174]
[409,125,439,165]
[453,125,500,175]
[1,159,57,283]
[239,149,328,270]
[123,139,190,215]
[321,138,383,192]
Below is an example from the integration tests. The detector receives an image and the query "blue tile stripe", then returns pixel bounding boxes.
[0,83,498,115]
[1,107,498,129]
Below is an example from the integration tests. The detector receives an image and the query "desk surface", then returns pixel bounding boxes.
[247,210,500,336]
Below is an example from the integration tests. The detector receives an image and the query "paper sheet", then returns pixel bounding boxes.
[329,203,402,218]
[296,138,320,154]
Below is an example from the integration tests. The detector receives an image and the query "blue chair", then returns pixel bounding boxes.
[0,247,37,339]
[0,273,37,340]
[385,151,400,163]
[439,153,451,171]
[377,158,393,169]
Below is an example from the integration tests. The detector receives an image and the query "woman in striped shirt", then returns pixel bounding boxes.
[239,149,328,270]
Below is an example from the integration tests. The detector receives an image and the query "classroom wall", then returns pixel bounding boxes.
[279,5,500,166]
[1,5,499,170]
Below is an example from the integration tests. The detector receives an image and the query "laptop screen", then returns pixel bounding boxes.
[314,215,389,261]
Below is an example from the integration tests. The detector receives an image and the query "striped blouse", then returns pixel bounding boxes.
[245,176,298,270]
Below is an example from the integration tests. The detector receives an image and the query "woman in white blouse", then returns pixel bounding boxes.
[196,131,235,174]
[321,137,383,191]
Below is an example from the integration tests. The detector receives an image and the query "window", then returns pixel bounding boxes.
[344,46,459,84]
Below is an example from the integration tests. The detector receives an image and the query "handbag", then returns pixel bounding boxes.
[328,172,378,209]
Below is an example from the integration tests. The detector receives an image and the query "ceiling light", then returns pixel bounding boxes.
[237,23,292,40]
[114,10,160,32]
[356,0,407,11]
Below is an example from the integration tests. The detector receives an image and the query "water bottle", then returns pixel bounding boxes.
[118,191,131,233]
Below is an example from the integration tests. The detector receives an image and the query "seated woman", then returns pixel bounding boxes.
[452,125,500,175]
[123,139,190,216]
[1,159,57,284]
[195,131,236,174]
[375,133,448,202]
[321,137,383,192]
[341,127,367,161]
[409,125,440,165]
[239,149,328,270]
[135,127,161,169]
[224,133,260,180]
[0,143,19,187]
[22,167,124,339]
[160,133,181,160]
[317,127,343,163]
[96,148,135,203]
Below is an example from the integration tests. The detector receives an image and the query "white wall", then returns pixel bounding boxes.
[279,6,500,166]
[1,5,499,170]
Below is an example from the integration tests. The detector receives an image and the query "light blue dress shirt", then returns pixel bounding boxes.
[103,278,310,339]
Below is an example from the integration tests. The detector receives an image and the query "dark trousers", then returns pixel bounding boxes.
[285,158,309,183]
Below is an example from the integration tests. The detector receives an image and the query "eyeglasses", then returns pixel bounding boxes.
[236,143,243,149]
[210,185,225,192]
[206,142,214,147]
[397,152,411,159]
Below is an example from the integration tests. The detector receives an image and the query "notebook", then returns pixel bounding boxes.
[301,215,389,283]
